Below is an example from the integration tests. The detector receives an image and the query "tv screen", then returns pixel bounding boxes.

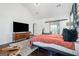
[13,22,29,32]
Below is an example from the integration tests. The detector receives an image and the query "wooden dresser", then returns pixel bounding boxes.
[13,32,30,41]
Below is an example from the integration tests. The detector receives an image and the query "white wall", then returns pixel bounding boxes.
[0,3,71,45]
[0,3,34,45]
[59,20,69,34]
[33,16,70,35]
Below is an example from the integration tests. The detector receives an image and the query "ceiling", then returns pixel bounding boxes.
[21,3,72,19]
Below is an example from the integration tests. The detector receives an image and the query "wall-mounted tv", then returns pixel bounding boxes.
[13,22,29,32]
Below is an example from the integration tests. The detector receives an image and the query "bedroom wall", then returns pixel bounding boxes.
[0,3,34,45]
[33,16,70,35]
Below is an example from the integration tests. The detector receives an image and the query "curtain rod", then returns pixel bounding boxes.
[45,19,67,23]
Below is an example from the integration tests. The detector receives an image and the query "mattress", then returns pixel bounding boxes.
[33,41,79,56]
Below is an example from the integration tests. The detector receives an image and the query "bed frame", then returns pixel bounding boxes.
[33,44,75,56]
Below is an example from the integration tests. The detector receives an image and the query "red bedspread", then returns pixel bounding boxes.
[32,34,75,50]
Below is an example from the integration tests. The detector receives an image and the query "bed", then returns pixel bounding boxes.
[31,34,79,56]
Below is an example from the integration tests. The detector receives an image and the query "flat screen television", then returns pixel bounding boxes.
[13,22,29,32]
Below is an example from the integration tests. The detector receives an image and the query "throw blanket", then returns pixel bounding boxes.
[32,34,75,50]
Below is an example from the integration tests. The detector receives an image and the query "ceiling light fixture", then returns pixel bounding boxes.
[34,3,40,7]
[36,11,39,15]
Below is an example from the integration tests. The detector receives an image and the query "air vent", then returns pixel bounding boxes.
[56,4,61,7]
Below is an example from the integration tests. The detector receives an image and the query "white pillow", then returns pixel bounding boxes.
[77,38,79,42]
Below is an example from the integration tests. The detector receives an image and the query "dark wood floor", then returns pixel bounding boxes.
[29,48,48,56]
[28,48,63,56]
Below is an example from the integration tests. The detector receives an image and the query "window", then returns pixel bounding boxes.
[50,22,60,34]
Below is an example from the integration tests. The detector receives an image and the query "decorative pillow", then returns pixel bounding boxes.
[62,28,78,42]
